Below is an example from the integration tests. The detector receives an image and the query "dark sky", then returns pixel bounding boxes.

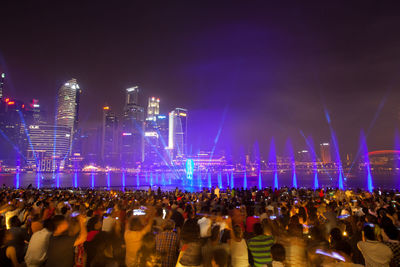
[1,1,400,159]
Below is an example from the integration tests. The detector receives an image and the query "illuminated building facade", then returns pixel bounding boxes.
[320,142,332,164]
[168,108,188,158]
[0,72,5,100]
[144,114,169,165]
[55,79,82,156]
[121,86,145,166]
[101,106,119,165]
[26,124,71,171]
[147,97,160,120]
[0,99,29,164]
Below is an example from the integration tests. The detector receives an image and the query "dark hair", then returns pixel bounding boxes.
[271,243,286,262]
[181,219,200,243]
[52,215,66,229]
[330,228,342,243]
[384,225,399,240]
[212,248,228,267]
[9,215,21,227]
[43,219,55,232]
[220,229,230,243]
[211,225,220,242]
[253,223,264,236]
[87,216,102,232]
[129,217,143,231]
[363,225,375,241]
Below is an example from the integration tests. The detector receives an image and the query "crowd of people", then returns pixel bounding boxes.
[0,185,400,267]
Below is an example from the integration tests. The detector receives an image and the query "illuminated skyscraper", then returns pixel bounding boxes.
[147,97,160,120]
[0,72,5,100]
[55,79,82,156]
[168,108,188,158]
[26,125,71,171]
[101,106,119,165]
[320,142,332,163]
[121,86,145,166]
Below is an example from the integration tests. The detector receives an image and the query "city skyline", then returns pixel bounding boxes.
[1,1,400,159]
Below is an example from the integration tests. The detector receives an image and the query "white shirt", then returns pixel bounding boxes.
[230,239,249,267]
[25,228,52,267]
[357,240,393,267]
[198,217,212,237]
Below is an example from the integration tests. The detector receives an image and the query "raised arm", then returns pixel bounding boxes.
[74,215,88,247]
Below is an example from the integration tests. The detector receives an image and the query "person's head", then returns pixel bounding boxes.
[211,248,228,267]
[43,218,55,232]
[271,243,286,262]
[9,215,21,228]
[163,219,175,231]
[233,225,243,239]
[261,219,272,235]
[253,223,264,236]
[181,219,200,243]
[211,225,221,242]
[220,230,230,243]
[53,215,69,234]
[87,215,102,232]
[362,225,375,241]
[329,228,342,244]
[383,225,399,241]
[129,217,143,231]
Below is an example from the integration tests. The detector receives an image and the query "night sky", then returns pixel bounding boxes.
[1,1,400,159]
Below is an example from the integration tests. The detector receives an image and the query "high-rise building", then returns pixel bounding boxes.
[55,79,82,156]
[29,99,46,124]
[26,124,71,171]
[0,72,5,100]
[81,127,102,164]
[320,142,332,164]
[0,99,29,165]
[121,86,145,166]
[144,114,169,165]
[296,150,312,162]
[101,106,119,165]
[168,108,188,158]
[147,97,160,120]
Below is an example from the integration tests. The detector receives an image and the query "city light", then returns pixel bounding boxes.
[126,86,138,92]
[122,132,132,136]
[103,106,110,110]
[8,101,15,105]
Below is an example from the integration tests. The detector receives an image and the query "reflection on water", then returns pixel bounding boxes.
[0,172,398,190]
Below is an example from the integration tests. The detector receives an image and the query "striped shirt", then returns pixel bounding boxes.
[247,234,274,267]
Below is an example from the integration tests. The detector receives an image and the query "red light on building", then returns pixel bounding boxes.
[8,101,15,105]
[22,104,25,108]
[5,98,9,103]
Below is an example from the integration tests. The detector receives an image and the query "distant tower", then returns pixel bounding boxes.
[320,143,332,164]
[168,108,188,158]
[101,106,118,165]
[0,72,4,100]
[147,97,160,120]
[121,86,145,166]
[55,79,82,156]
[126,86,139,106]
